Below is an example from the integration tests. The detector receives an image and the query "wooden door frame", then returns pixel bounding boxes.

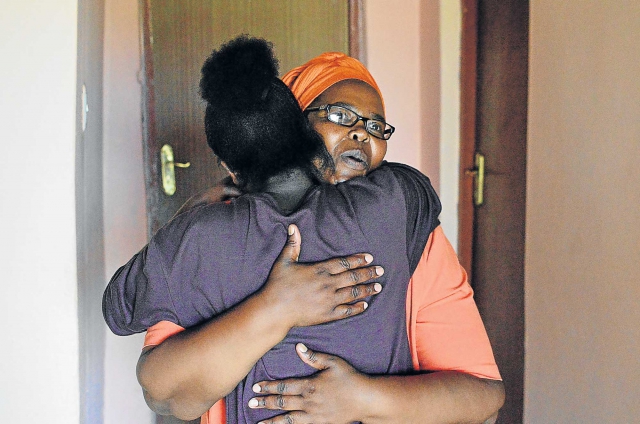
[458,1,528,422]
[348,0,366,63]
[139,0,159,239]
[458,0,479,279]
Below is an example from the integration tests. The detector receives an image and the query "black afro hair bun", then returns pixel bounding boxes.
[199,35,329,192]
[200,35,279,110]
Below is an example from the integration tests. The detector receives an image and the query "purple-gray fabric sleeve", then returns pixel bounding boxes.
[102,226,183,335]
[385,162,442,272]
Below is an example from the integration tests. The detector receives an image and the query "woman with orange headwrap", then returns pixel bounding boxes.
[243,52,503,424]
[125,47,504,424]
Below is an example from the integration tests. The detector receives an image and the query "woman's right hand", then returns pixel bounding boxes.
[259,224,384,328]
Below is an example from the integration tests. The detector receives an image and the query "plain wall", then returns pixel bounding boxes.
[76,0,106,421]
[525,1,640,421]
[366,0,422,171]
[0,0,80,421]
[102,0,153,423]
[438,1,461,248]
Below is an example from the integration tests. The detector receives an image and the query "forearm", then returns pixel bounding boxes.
[138,291,290,420]
[361,371,504,424]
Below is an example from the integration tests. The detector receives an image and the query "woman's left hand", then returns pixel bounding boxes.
[172,176,242,218]
[248,343,370,424]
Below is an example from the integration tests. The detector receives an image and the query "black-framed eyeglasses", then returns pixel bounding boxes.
[305,104,395,140]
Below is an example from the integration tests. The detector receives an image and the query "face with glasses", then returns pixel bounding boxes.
[306,79,391,184]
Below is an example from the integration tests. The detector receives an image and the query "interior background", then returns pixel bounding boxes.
[1,0,638,422]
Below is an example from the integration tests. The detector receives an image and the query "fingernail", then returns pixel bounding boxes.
[363,302,369,310]
[364,253,373,263]
[297,343,308,353]
[252,383,261,393]
[288,225,295,236]
[376,266,384,276]
[248,398,259,408]
[374,283,382,292]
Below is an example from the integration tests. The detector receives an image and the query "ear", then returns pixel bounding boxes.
[220,161,240,185]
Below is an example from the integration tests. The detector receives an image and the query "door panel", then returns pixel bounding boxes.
[460,1,528,422]
[142,0,355,235]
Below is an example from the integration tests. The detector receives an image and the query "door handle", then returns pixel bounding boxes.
[160,144,191,196]
[465,152,485,206]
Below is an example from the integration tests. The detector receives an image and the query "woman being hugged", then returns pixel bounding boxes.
[104,36,503,424]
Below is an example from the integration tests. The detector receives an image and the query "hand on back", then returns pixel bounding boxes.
[249,343,369,424]
[259,224,384,329]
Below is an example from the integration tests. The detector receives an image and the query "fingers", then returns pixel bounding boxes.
[250,344,331,397]
[251,377,309,397]
[275,226,381,278]
[295,343,336,371]
[337,277,383,300]
[332,300,370,319]
[275,224,301,264]
[334,265,385,289]
[317,253,374,275]
[331,277,384,320]
[254,411,307,424]
[221,184,242,198]
[248,394,305,412]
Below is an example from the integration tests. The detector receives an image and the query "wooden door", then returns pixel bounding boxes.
[459,1,528,422]
[141,0,362,236]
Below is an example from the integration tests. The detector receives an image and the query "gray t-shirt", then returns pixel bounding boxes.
[103,162,441,423]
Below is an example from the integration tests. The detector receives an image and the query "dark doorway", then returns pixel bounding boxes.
[459,1,528,422]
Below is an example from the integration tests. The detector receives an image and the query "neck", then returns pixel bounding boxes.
[262,167,316,214]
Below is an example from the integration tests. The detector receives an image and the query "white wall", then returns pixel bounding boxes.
[0,0,80,421]
[525,1,640,421]
[366,0,422,171]
[438,2,461,249]
[102,0,153,423]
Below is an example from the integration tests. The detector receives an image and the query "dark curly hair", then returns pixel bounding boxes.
[200,35,330,192]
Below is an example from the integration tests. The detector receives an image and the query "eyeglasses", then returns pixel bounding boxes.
[305,104,395,140]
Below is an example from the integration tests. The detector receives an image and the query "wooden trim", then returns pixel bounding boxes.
[458,0,478,281]
[139,0,160,240]
[348,0,366,63]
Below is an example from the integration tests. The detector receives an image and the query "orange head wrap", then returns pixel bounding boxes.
[281,52,384,113]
